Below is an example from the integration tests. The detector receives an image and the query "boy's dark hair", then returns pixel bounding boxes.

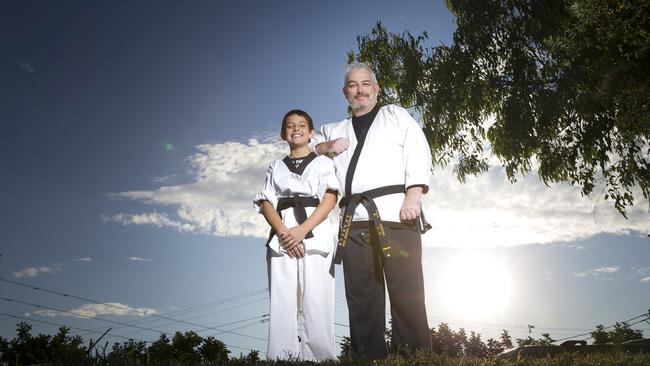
[281,109,314,138]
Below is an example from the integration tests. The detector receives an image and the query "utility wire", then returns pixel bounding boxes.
[0,277,267,335]
[0,296,264,343]
[0,311,146,343]
[0,231,240,294]
[553,311,649,343]
[0,311,262,355]
[106,296,268,338]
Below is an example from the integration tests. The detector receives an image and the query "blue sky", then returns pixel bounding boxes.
[1,0,649,356]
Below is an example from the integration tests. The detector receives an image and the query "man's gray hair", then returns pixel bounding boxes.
[344,62,378,85]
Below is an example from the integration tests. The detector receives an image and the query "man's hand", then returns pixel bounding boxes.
[400,186,423,222]
[315,138,350,155]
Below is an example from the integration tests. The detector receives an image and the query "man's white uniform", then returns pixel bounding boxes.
[254,154,339,361]
[317,104,432,357]
[318,104,431,218]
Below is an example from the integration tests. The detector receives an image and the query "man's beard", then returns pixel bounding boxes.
[348,94,373,111]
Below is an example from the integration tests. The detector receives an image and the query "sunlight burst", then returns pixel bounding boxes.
[437,251,514,321]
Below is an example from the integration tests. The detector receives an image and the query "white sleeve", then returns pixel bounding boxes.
[253,162,278,213]
[400,109,432,193]
[317,157,340,201]
[309,127,327,154]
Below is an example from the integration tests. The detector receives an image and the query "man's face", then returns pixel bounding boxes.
[343,69,379,112]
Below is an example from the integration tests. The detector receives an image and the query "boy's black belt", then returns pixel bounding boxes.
[265,196,319,247]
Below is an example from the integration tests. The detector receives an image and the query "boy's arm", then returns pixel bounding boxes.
[280,189,337,248]
[260,201,303,258]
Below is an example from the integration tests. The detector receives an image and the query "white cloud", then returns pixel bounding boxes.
[105,137,648,248]
[13,265,60,278]
[105,138,285,237]
[73,257,92,262]
[14,60,35,72]
[420,163,648,248]
[34,303,158,318]
[151,175,177,183]
[125,256,153,262]
[641,277,650,283]
[573,266,620,278]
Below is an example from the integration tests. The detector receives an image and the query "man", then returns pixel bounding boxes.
[314,63,432,358]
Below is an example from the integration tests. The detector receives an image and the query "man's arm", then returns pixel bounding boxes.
[398,107,432,222]
[399,185,423,222]
[315,138,350,156]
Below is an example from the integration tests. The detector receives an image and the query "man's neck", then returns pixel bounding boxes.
[352,103,378,117]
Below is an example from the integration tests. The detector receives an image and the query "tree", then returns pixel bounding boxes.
[500,329,513,349]
[431,323,466,356]
[109,339,147,364]
[171,330,203,364]
[148,333,174,365]
[199,336,230,364]
[591,322,644,345]
[349,0,649,216]
[339,336,352,360]
[465,331,488,357]
[49,326,87,364]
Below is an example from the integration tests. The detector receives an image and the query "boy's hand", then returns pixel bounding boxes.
[280,226,308,248]
[286,243,305,258]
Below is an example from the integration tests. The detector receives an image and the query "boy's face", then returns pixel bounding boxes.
[283,114,314,146]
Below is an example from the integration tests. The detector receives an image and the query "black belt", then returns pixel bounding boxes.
[265,196,320,247]
[334,185,432,280]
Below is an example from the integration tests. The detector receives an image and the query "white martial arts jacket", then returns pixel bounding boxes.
[315,104,432,223]
[254,155,340,255]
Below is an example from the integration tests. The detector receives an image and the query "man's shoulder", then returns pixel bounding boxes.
[321,117,350,130]
[380,104,411,118]
[320,117,351,137]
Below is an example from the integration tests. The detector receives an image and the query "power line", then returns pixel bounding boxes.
[105,295,268,338]
[553,311,650,343]
[0,231,244,294]
[0,296,265,343]
[0,311,147,343]
[0,276,268,336]
[0,311,263,356]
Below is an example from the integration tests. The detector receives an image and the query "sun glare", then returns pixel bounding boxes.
[437,252,514,321]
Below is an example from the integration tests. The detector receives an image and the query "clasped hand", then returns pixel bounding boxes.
[279,226,308,258]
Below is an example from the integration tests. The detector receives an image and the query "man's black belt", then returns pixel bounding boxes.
[334,185,432,280]
[265,196,319,247]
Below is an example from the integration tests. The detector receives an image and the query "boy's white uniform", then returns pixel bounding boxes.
[254,153,339,361]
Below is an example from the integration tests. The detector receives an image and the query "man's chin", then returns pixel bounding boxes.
[350,102,369,111]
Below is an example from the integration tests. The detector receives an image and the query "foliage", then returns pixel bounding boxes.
[348,0,650,216]
[591,322,644,345]
[1,320,648,365]
[0,322,90,365]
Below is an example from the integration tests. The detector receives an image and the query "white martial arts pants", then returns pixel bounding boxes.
[266,248,336,361]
